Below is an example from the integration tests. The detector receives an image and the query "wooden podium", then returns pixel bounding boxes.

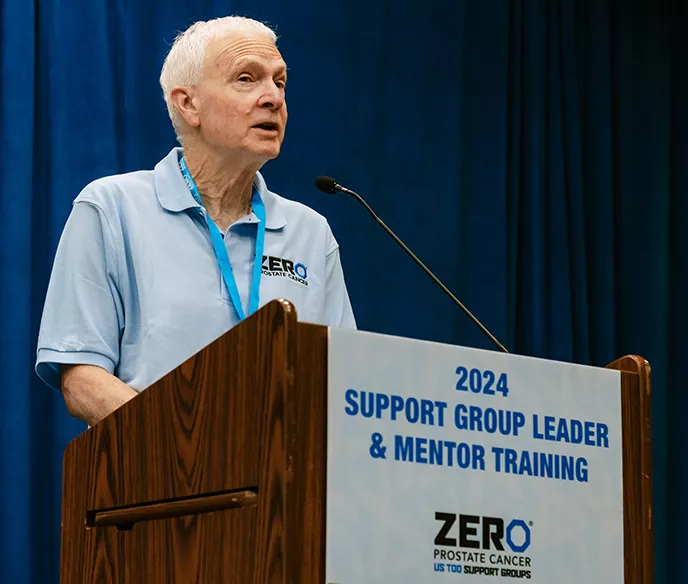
[59,300,653,584]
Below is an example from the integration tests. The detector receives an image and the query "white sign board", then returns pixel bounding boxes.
[326,328,623,584]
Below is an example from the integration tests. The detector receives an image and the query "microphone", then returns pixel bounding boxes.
[315,176,509,353]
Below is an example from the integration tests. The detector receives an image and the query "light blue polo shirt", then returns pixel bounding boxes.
[36,147,356,391]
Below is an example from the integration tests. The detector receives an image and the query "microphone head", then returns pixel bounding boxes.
[314,175,338,194]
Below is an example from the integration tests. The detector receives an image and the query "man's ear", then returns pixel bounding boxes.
[170,86,201,128]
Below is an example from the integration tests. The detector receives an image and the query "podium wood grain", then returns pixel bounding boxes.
[60,300,328,584]
[607,356,653,584]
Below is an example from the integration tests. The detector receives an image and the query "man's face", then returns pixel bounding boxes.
[194,33,288,162]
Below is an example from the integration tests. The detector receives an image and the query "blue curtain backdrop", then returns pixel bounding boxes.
[0,0,685,581]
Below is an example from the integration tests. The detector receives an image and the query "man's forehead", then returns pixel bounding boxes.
[208,34,286,69]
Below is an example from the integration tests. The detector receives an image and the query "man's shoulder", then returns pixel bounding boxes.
[75,169,156,209]
[266,188,330,227]
[264,188,340,254]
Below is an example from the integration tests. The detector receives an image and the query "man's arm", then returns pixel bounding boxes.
[36,199,126,400]
[61,365,138,426]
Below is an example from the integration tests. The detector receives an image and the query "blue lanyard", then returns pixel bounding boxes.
[179,155,266,321]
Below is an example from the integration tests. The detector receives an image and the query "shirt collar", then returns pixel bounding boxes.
[154,147,287,230]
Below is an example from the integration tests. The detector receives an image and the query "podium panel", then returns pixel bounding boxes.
[326,328,625,583]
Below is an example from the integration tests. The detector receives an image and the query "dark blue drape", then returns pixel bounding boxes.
[1,0,685,582]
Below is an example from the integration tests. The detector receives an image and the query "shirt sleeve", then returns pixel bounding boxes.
[324,236,357,330]
[35,199,124,390]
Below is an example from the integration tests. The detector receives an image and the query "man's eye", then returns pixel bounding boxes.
[276,80,286,89]
[238,75,252,83]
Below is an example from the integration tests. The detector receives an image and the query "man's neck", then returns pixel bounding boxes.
[182,142,261,231]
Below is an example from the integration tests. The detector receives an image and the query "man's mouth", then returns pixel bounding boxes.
[253,122,279,132]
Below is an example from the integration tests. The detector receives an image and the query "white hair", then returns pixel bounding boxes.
[159,16,278,143]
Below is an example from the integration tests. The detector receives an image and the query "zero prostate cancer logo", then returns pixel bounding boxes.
[262,255,308,286]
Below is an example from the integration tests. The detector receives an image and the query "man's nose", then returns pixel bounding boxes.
[259,80,285,111]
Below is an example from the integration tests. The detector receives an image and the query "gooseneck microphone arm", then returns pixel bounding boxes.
[314,176,509,354]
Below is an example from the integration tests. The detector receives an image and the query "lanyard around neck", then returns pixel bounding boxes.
[179,154,266,321]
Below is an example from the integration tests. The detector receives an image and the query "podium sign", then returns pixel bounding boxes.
[326,328,624,584]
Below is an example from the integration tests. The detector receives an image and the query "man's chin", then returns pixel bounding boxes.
[209,140,283,164]
[250,144,282,161]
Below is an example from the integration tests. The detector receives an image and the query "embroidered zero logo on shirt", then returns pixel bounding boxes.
[262,255,309,287]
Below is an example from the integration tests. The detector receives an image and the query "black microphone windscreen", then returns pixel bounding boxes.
[315,176,338,194]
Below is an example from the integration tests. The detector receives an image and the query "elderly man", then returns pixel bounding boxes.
[35,16,356,426]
